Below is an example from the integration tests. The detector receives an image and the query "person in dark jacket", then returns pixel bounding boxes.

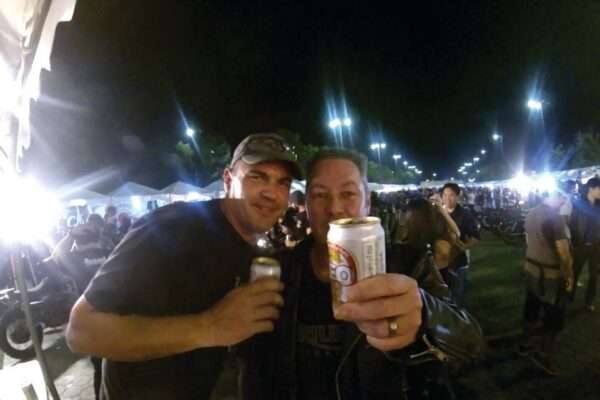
[569,176,600,311]
[273,149,485,400]
[440,183,480,308]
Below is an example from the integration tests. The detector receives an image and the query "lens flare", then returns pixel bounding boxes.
[0,174,61,244]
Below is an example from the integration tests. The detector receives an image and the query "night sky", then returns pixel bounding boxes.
[26,0,600,189]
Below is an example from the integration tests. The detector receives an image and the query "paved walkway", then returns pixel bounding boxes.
[1,331,95,400]
[54,358,95,400]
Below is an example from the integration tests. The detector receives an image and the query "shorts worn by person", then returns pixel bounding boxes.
[270,149,485,400]
[66,133,302,399]
[521,188,573,376]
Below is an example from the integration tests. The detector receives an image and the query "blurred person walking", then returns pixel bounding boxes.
[520,185,573,376]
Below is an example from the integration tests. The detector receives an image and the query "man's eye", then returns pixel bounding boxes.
[312,192,327,199]
[342,192,357,198]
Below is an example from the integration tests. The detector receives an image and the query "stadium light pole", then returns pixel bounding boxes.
[527,99,542,111]
[492,132,504,155]
[392,154,402,172]
[328,116,353,148]
[370,142,386,163]
[328,118,342,147]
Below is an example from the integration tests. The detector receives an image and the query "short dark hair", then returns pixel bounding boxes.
[87,213,104,227]
[441,182,461,195]
[306,148,368,190]
[289,190,305,206]
[586,176,600,190]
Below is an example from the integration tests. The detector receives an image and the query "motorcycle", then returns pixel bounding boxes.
[0,255,80,360]
[0,228,110,360]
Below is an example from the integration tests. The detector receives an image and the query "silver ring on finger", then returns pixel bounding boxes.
[388,317,398,337]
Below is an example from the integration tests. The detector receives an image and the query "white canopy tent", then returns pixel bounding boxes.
[202,179,225,198]
[59,187,109,206]
[161,181,211,202]
[57,188,109,218]
[0,0,78,173]
[0,1,78,398]
[109,182,163,216]
[110,181,160,197]
[291,180,306,193]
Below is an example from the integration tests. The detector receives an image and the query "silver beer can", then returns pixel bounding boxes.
[328,217,386,307]
[250,256,281,282]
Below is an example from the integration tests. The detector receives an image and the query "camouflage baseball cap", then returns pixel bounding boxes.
[230,133,303,179]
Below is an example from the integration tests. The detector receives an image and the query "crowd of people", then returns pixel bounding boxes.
[251,153,599,382]
[3,133,598,399]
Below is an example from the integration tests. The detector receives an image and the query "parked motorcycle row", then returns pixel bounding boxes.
[0,221,115,360]
[475,206,527,247]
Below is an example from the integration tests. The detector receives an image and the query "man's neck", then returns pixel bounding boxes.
[310,242,330,282]
[219,199,256,245]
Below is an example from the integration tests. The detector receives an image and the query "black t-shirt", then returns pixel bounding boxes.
[448,205,480,269]
[572,197,600,245]
[295,261,344,400]
[84,200,255,400]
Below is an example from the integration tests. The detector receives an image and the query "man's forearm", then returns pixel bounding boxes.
[66,297,215,362]
[559,257,573,279]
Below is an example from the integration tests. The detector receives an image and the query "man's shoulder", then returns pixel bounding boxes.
[451,204,474,224]
[573,197,600,214]
[134,200,219,230]
[450,204,465,216]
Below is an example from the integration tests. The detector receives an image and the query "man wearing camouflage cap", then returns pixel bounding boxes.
[67,133,301,399]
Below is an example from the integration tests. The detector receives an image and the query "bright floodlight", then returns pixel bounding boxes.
[370,144,378,150]
[403,161,408,166]
[509,172,534,195]
[465,162,473,167]
[527,99,542,111]
[0,175,61,243]
[473,157,480,162]
[536,174,557,193]
[408,165,416,170]
[343,117,352,127]
[328,118,341,129]
[476,169,480,174]
[492,133,501,141]
[380,143,387,149]
[186,127,195,137]
[131,196,143,211]
[432,173,437,177]
[480,149,486,155]
[392,154,402,160]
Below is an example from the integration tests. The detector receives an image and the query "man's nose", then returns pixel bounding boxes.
[260,181,281,202]
[328,196,345,219]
